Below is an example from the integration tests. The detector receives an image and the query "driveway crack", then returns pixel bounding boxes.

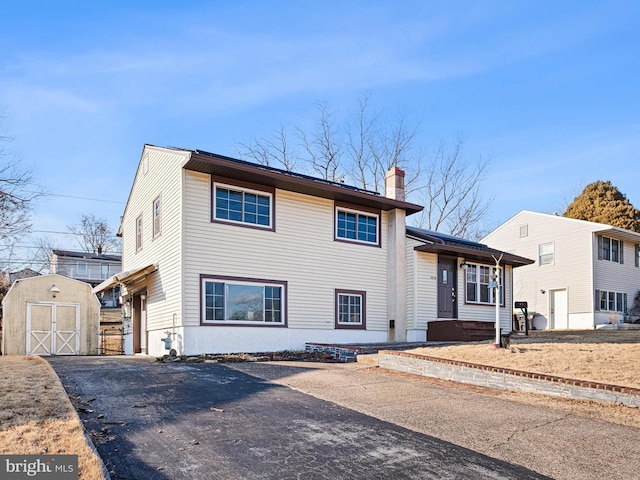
[493,412,572,448]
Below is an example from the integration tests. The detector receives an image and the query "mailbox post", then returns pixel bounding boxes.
[515,301,529,336]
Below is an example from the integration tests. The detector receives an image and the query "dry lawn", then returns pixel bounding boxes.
[406,329,640,429]
[409,329,640,388]
[0,356,105,480]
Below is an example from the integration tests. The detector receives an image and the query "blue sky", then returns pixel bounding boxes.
[1,1,639,264]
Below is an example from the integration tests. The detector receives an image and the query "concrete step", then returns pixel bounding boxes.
[356,353,379,366]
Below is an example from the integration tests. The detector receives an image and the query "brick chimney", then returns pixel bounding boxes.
[385,167,405,201]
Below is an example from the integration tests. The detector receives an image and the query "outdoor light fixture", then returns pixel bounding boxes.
[459,260,468,269]
[50,285,60,298]
[540,289,546,294]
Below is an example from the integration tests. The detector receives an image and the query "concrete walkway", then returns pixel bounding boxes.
[229,361,640,480]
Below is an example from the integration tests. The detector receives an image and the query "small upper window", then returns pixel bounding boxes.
[136,214,143,251]
[153,196,161,238]
[539,242,554,266]
[336,208,379,245]
[214,183,272,229]
[519,224,528,238]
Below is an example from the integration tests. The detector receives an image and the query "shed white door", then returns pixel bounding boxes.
[26,302,80,355]
[550,289,568,329]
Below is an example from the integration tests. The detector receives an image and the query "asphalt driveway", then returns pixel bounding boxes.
[49,357,547,480]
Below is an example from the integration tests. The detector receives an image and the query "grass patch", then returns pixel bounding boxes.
[409,329,640,388]
[0,356,105,480]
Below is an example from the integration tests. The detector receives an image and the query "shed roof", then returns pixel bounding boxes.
[407,226,534,267]
[92,263,158,294]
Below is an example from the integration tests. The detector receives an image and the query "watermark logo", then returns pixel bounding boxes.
[0,455,77,479]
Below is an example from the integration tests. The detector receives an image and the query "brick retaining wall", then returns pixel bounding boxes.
[378,350,640,407]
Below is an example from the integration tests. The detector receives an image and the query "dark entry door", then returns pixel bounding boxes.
[437,257,457,318]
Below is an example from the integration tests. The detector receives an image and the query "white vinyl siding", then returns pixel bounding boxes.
[183,173,389,332]
[120,147,186,334]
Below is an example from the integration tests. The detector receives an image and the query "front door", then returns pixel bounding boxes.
[550,289,568,329]
[437,257,457,318]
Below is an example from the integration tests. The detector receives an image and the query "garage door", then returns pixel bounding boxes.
[26,302,80,355]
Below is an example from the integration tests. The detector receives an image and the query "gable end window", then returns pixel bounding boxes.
[335,289,366,329]
[201,275,286,326]
[539,242,554,266]
[335,205,379,246]
[152,196,161,239]
[213,181,273,230]
[135,214,143,252]
[597,235,624,264]
[519,224,528,238]
[635,244,640,268]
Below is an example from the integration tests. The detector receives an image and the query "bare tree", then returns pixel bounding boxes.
[413,138,492,239]
[29,236,63,274]
[0,117,39,247]
[238,126,299,171]
[68,214,119,254]
[298,101,344,182]
[236,94,492,238]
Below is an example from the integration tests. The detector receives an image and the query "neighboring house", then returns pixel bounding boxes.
[50,250,122,307]
[93,144,530,356]
[483,210,640,330]
[8,268,41,283]
[2,274,101,355]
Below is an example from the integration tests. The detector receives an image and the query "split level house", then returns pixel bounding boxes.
[483,210,640,330]
[94,144,532,356]
[50,249,122,308]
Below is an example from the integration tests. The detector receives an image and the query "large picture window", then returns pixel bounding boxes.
[465,263,504,305]
[335,289,366,329]
[335,206,379,245]
[202,276,286,325]
[214,182,272,229]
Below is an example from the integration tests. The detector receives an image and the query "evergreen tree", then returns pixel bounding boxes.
[564,180,640,232]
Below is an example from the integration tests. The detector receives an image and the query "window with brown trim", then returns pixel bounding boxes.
[201,275,287,326]
[464,263,504,306]
[334,202,380,247]
[213,181,273,230]
[135,214,143,252]
[335,289,366,329]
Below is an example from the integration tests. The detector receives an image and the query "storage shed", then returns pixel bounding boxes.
[2,274,101,355]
